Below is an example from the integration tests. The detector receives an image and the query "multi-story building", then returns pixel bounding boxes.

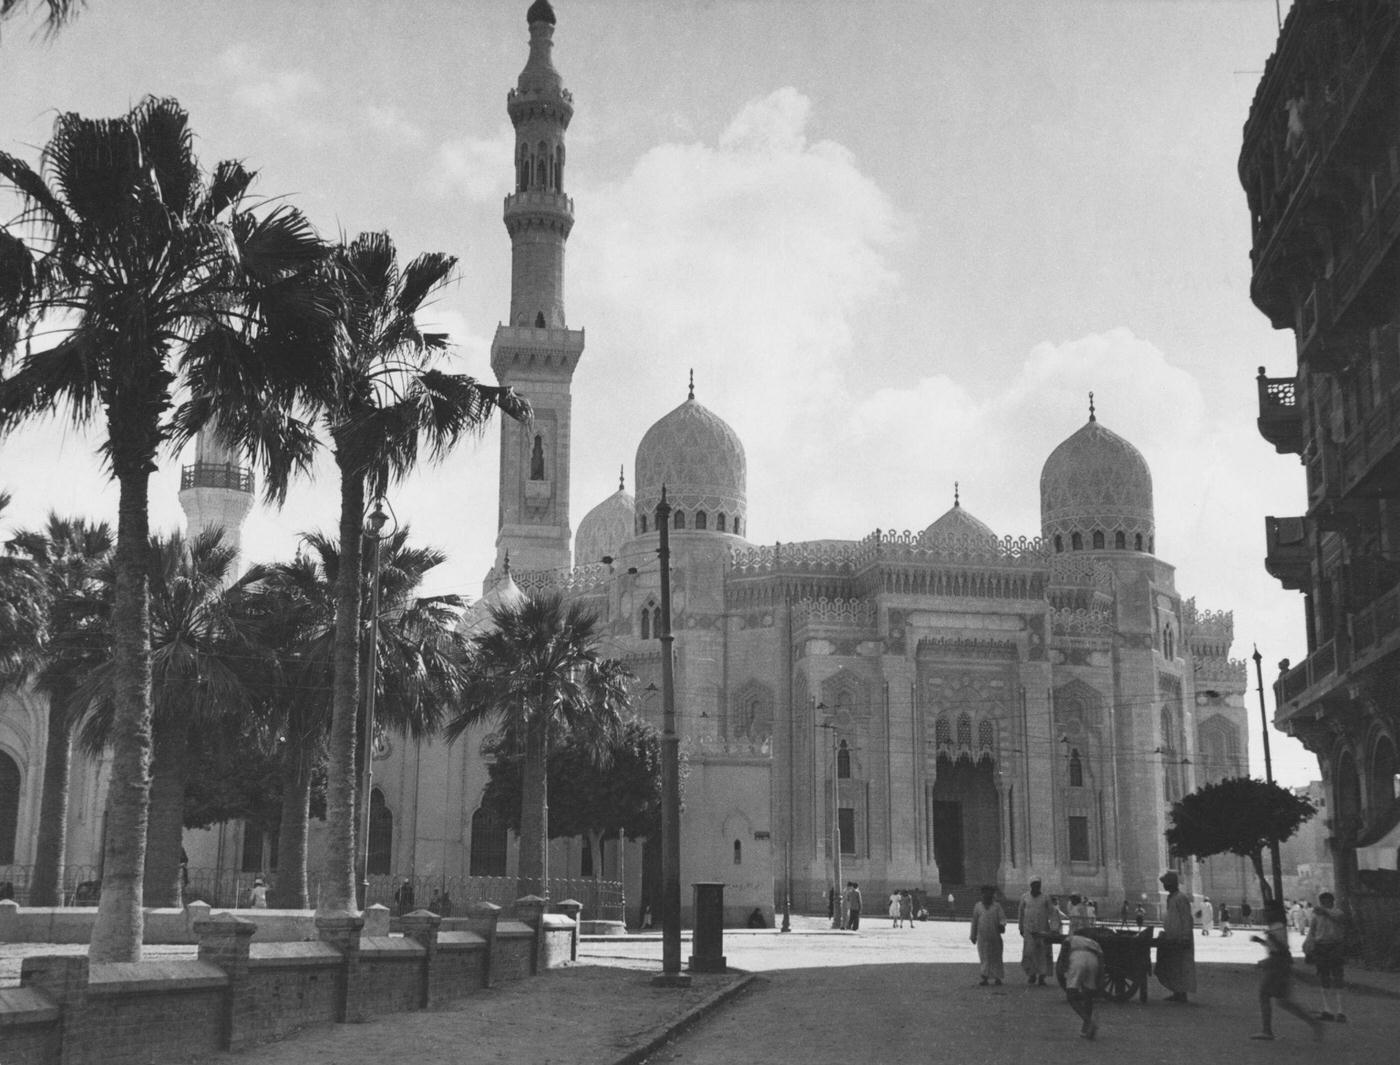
[1243,0,1400,955]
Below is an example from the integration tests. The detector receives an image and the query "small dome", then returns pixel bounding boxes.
[921,500,997,547]
[635,379,746,536]
[1040,410,1154,552]
[526,0,556,25]
[463,568,528,638]
[575,470,635,564]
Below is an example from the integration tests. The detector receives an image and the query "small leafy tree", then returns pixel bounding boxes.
[481,718,662,877]
[1166,776,1316,903]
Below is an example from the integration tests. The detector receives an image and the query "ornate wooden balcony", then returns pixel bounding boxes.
[1264,515,1312,590]
[1256,369,1304,454]
[180,461,253,493]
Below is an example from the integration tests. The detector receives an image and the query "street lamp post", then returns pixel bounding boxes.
[817,715,841,929]
[653,486,690,986]
[358,498,391,910]
[1252,645,1285,904]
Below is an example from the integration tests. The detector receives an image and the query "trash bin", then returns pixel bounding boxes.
[688,882,727,973]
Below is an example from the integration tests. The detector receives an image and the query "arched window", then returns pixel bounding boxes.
[935,717,952,746]
[517,146,528,192]
[1370,735,1399,811]
[581,836,595,877]
[1054,534,1064,553]
[0,752,20,865]
[530,434,545,479]
[837,740,851,779]
[1069,748,1084,787]
[367,788,393,875]
[555,145,564,190]
[1071,532,1083,551]
[674,510,685,529]
[470,806,508,876]
[733,839,742,865]
[717,513,726,532]
[957,714,973,748]
[978,720,994,749]
[1163,624,1174,660]
[1092,530,1105,549]
[732,517,741,536]
[640,609,650,640]
[1134,533,1144,551]
[537,140,548,187]
[652,606,663,636]
[1115,530,1126,550]
[695,511,707,530]
[640,515,648,533]
[534,311,546,328]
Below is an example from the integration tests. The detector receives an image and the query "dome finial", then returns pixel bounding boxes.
[619,464,625,492]
[1088,391,1096,422]
[954,481,960,508]
[688,369,695,401]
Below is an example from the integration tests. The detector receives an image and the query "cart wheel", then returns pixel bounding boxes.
[1104,969,1135,1003]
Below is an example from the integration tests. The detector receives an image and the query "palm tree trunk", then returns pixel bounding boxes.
[273,749,312,909]
[90,466,154,963]
[518,714,549,898]
[29,685,75,906]
[320,463,364,914]
[142,715,188,907]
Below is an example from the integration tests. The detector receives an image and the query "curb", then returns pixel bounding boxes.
[610,971,759,1065]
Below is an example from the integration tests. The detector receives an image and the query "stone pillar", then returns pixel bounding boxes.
[514,895,547,975]
[362,903,391,938]
[688,883,727,973]
[400,909,441,1008]
[465,901,501,988]
[195,913,256,1049]
[315,911,366,1023]
[21,954,90,1065]
[555,898,582,961]
[0,897,20,942]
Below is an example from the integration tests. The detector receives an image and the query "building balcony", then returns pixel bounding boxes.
[503,190,574,218]
[1256,369,1304,454]
[1351,577,1400,661]
[180,462,253,493]
[1264,515,1312,591]
[1336,346,1400,497]
[1275,639,1337,718]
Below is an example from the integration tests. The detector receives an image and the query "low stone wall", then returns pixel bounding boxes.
[0,897,576,1065]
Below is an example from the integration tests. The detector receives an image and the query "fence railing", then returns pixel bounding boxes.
[0,865,624,922]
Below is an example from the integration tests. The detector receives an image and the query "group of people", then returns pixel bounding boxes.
[887,889,916,927]
[967,870,1352,1044]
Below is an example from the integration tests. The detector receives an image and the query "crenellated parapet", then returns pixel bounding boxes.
[791,596,878,630]
[1182,597,1236,659]
[1050,606,1114,637]
[493,561,611,595]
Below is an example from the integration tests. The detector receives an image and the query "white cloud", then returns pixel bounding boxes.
[218,45,327,139]
[360,103,424,144]
[426,125,515,202]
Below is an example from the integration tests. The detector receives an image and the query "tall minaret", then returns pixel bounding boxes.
[178,423,254,562]
[491,0,585,575]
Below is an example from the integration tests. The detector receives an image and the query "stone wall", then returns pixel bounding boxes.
[0,899,575,1065]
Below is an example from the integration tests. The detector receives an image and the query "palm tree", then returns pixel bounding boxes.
[0,0,84,38]
[234,528,474,909]
[0,98,329,960]
[75,530,251,907]
[446,592,633,899]
[296,231,528,915]
[0,492,48,685]
[5,511,113,906]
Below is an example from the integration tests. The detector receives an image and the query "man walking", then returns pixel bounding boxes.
[844,881,862,930]
[1156,870,1197,1003]
[1018,877,1055,985]
[971,885,1007,986]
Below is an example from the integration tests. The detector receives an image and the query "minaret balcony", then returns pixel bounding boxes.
[180,461,253,493]
[504,190,574,218]
[1256,369,1303,454]
[1264,515,1311,591]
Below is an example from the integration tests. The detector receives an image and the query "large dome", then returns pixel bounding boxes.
[634,381,746,537]
[1040,410,1154,553]
[921,496,996,548]
[575,469,635,565]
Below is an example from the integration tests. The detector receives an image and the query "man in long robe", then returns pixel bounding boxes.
[1018,877,1055,984]
[970,885,1007,986]
[1156,870,1197,1002]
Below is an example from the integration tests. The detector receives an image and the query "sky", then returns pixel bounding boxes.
[0,0,1318,785]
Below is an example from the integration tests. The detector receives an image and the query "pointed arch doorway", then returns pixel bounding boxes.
[928,754,1001,890]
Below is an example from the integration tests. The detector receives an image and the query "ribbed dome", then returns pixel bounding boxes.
[635,384,746,537]
[921,501,997,547]
[1040,414,1154,552]
[575,473,635,565]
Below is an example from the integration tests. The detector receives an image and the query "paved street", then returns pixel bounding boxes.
[586,918,1399,1065]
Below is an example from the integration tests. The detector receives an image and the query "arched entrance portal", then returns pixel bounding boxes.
[929,754,1001,890]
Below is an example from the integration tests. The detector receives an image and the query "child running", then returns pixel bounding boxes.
[1250,900,1324,1042]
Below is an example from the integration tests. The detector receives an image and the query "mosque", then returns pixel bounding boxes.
[0,0,1254,925]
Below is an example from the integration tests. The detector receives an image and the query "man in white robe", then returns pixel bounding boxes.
[1156,870,1197,1002]
[1018,877,1055,985]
